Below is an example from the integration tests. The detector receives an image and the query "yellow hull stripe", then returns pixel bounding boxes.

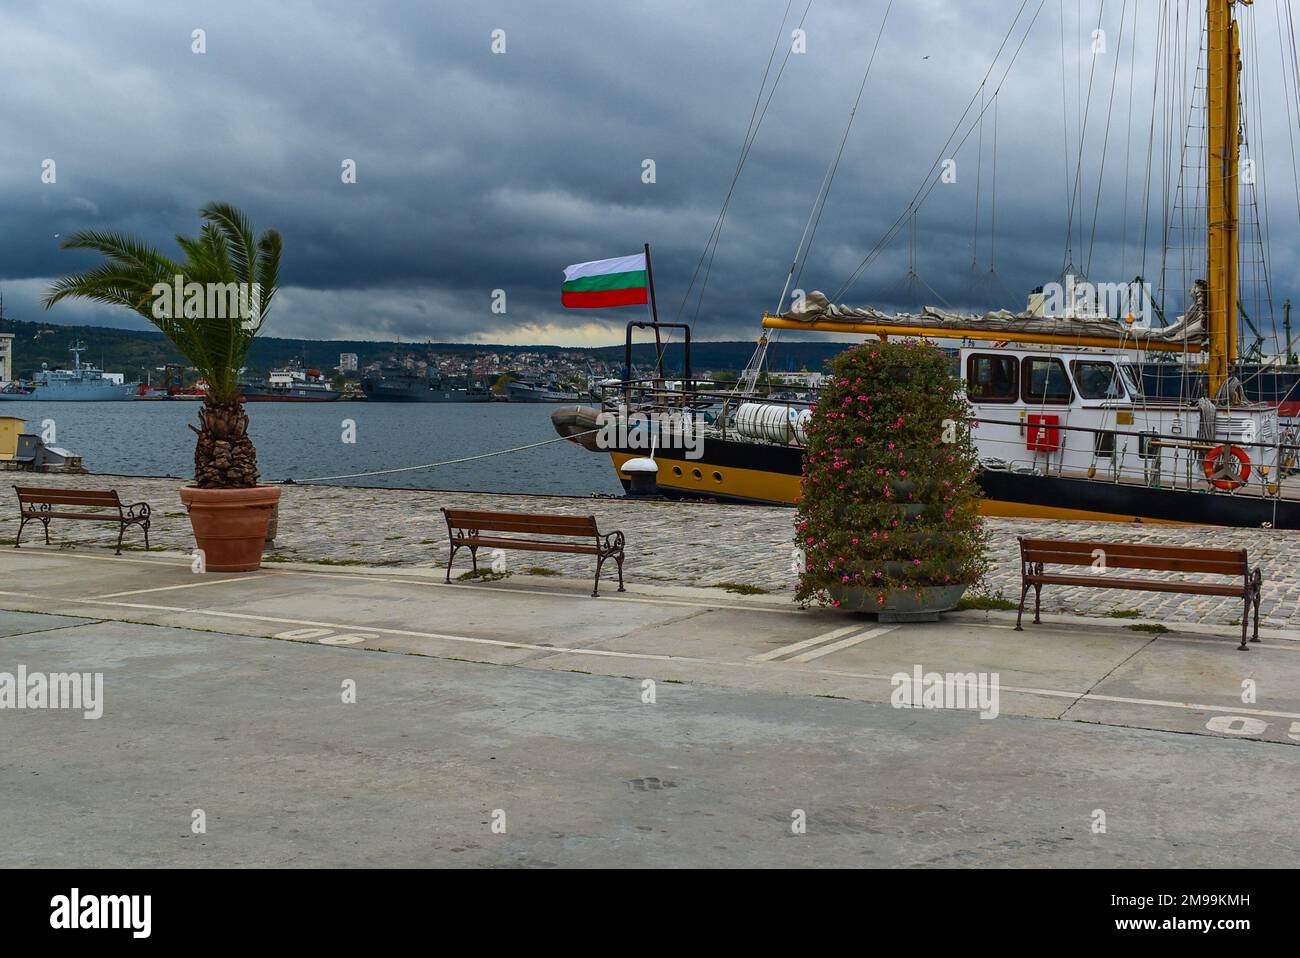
[609,453,1195,525]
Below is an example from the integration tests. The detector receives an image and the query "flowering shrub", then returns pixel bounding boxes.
[794,338,987,608]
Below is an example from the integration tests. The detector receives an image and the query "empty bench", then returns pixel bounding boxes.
[14,486,152,555]
[1016,537,1262,650]
[441,508,625,597]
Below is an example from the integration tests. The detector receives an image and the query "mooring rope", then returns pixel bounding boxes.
[289,429,599,484]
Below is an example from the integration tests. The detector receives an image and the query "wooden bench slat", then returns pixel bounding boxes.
[1022,552,1247,576]
[440,506,623,596]
[17,492,123,508]
[1020,538,1245,564]
[454,521,598,537]
[443,510,598,536]
[1026,573,1247,597]
[459,536,601,555]
[20,511,126,521]
[13,485,150,556]
[1016,535,1261,649]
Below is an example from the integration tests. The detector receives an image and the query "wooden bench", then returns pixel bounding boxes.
[441,508,625,597]
[14,486,152,555]
[1016,537,1262,650]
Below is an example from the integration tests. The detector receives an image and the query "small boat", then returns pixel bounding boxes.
[239,364,341,402]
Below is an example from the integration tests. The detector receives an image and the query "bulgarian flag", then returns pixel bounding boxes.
[562,253,649,308]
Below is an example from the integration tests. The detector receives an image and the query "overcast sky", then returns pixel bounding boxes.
[3,0,1299,347]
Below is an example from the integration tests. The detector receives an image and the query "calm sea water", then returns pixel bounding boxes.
[1,400,622,496]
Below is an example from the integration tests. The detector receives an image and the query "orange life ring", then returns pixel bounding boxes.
[1203,444,1251,490]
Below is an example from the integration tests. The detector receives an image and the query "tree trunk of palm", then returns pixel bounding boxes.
[193,399,260,488]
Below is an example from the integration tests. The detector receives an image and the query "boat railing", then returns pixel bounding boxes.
[598,378,819,436]
[958,414,1300,500]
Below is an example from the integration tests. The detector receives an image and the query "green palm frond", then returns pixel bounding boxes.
[200,202,258,284]
[44,203,281,402]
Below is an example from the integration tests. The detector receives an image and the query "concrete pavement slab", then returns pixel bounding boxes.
[2,611,1298,868]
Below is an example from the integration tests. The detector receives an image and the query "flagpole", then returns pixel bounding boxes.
[644,243,665,383]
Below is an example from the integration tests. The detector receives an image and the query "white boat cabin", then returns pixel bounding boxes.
[960,346,1285,493]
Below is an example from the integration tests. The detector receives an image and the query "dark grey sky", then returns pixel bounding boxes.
[3,0,1298,347]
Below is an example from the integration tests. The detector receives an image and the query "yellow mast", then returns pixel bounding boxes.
[1206,0,1247,396]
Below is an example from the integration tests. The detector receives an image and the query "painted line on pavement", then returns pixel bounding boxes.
[92,576,263,599]
[0,550,808,617]
[787,626,897,663]
[1,588,1297,726]
[750,624,863,662]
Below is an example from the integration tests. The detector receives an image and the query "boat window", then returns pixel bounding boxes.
[965,354,1018,403]
[1093,430,1115,458]
[1021,356,1073,404]
[1070,360,1125,400]
[1119,363,1144,398]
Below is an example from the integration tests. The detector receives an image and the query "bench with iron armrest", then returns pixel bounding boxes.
[14,486,152,555]
[441,507,625,597]
[1016,537,1262,650]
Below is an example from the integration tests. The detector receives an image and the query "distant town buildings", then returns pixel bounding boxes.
[0,332,13,383]
[772,371,825,388]
[338,352,358,373]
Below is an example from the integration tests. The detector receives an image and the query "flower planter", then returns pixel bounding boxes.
[828,582,969,622]
[794,339,988,616]
[180,485,281,572]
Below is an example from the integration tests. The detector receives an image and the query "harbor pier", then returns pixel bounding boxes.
[5,473,1300,632]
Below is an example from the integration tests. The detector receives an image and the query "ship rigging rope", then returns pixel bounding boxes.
[1084,0,1130,279]
[786,0,894,305]
[1061,0,1106,276]
[739,0,892,395]
[673,0,813,330]
[289,430,599,484]
[830,0,1046,303]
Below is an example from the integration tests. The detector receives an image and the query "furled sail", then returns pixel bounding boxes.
[778,287,1206,346]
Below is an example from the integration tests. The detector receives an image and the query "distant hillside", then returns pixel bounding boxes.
[0,316,850,379]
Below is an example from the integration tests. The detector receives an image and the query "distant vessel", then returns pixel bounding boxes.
[506,378,584,402]
[0,342,137,402]
[239,363,341,402]
[361,367,492,402]
[135,363,207,400]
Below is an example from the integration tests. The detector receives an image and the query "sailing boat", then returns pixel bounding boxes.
[555,0,1300,529]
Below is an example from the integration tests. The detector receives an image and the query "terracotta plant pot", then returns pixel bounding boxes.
[180,485,282,572]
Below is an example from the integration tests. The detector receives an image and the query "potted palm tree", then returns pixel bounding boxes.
[44,202,282,571]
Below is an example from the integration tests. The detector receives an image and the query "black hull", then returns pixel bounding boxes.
[617,435,1300,529]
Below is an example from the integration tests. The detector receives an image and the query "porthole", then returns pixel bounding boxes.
[712,471,723,482]
[692,468,703,480]
[672,465,683,477]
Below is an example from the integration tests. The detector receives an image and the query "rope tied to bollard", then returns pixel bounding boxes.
[286,429,600,484]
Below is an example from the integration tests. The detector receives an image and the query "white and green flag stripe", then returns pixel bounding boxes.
[562,253,649,308]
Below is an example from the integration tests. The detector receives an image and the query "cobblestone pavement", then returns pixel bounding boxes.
[5,473,1298,630]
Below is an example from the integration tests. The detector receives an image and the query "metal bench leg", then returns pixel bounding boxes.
[41,518,51,545]
[142,520,150,550]
[1015,578,1030,631]
[1032,583,1043,625]
[469,546,478,575]
[14,516,27,548]
[444,544,459,583]
[616,551,625,592]
[592,555,604,597]
[1238,592,1250,650]
[115,522,126,556]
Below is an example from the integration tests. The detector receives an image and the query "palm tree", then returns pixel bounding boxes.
[44,203,281,488]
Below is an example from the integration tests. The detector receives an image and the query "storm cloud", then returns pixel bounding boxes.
[3,0,1298,349]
